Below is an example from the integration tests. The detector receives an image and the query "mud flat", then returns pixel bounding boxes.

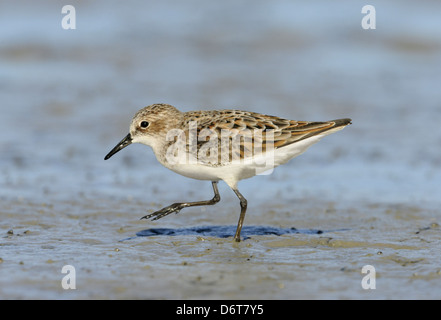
[1,195,440,299]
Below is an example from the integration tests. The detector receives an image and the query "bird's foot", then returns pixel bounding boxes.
[140,203,184,221]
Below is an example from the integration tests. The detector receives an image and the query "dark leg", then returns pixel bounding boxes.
[140,181,220,221]
[232,188,247,242]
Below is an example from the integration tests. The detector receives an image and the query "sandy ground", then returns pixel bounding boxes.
[1,0,441,299]
[1,193,440,299]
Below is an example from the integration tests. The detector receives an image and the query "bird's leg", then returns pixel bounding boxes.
[140,181,220,221]
[232,188,248,242]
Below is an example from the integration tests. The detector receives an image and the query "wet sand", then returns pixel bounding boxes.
[1,195,440,299]
[1,0,441,299]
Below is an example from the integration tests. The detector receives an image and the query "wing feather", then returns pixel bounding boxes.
[181,110,351,165]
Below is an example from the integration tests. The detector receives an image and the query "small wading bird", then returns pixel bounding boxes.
[105,103,351,242]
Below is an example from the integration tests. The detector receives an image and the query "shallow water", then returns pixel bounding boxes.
[1,0,441,299]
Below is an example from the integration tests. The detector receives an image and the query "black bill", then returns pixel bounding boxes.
[104,133,132,160]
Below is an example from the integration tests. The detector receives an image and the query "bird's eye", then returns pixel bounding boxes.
[140,121,149,128]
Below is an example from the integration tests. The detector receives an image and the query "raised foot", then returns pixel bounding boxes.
[140,203,185,221]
